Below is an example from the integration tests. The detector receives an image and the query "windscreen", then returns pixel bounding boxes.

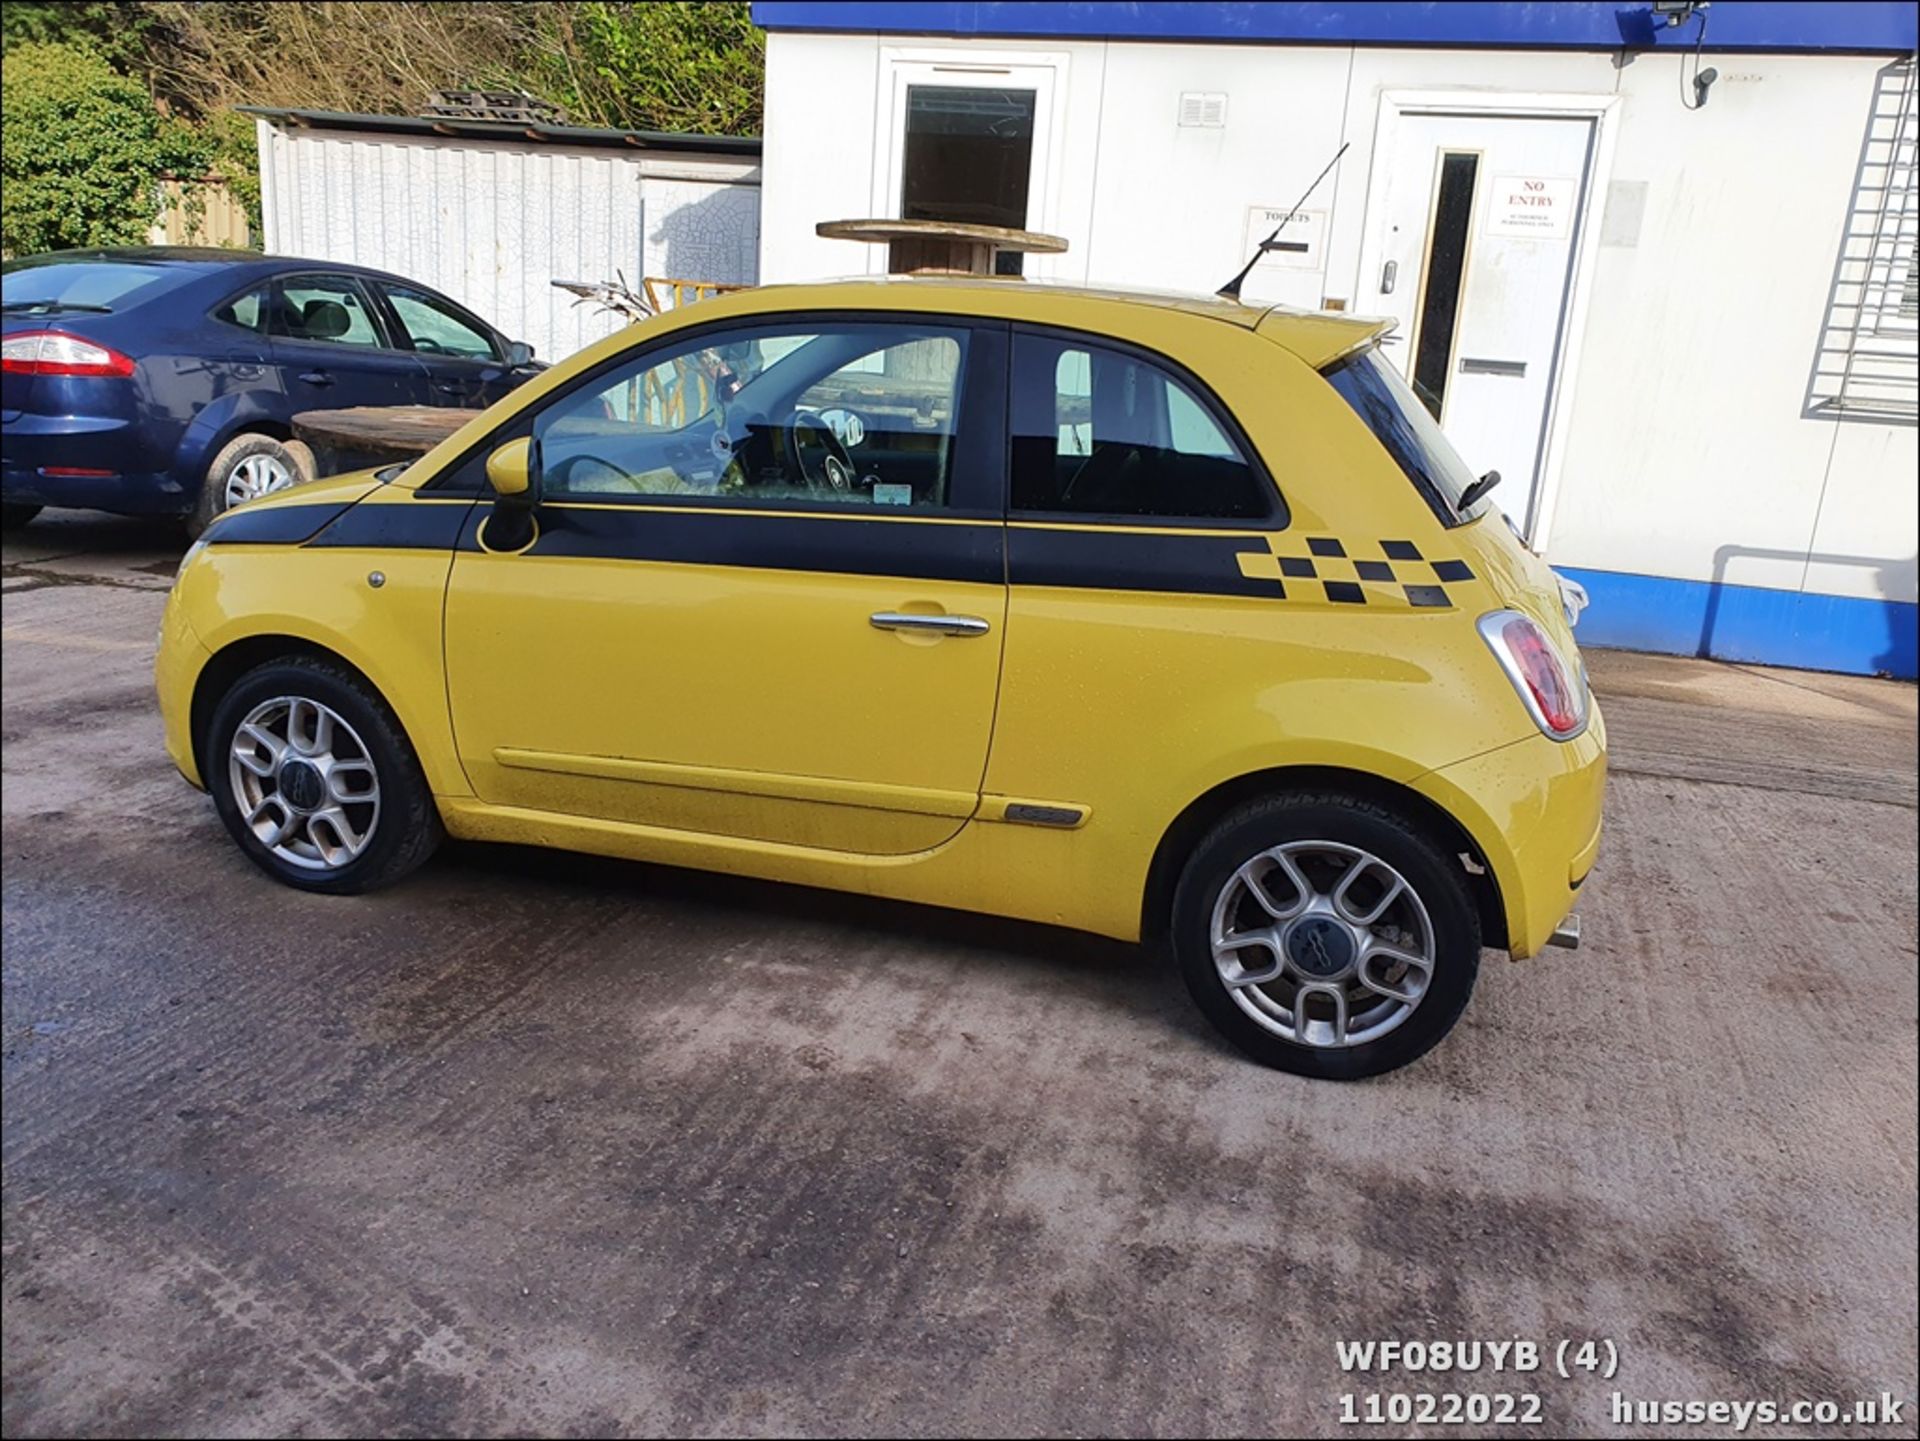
[1322,346,1490,525]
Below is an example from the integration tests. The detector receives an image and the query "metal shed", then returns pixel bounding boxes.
[247,107,762,363]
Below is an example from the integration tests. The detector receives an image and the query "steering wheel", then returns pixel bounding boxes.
[547,453,630,493]
[784,411,856,495]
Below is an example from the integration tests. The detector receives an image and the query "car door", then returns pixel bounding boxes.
[375,280,522,409]
[440,314,1009,856]
[266,272,432,411]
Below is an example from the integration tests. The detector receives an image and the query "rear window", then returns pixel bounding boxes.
[1322,347,1490,526]
[1011,332,1276,522]
[0,259,187,313]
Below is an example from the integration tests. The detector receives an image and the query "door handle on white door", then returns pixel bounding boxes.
[1459,357,1528,377]
[869,611,991,637]
[1380,259,1397,294]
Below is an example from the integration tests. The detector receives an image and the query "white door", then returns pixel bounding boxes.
[875,56,1060,275]
[1365,113,1595,538]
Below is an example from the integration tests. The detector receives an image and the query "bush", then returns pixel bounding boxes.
[202,107,263,240]
[1,41,199,254]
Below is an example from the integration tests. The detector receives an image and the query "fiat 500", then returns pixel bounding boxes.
[155,279,1605,1079]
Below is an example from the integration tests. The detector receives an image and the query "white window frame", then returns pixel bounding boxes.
[872,46,1068,278]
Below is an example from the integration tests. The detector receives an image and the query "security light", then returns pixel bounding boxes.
[1651,0,1710,25]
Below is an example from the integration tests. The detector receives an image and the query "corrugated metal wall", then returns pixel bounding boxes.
[258,122,760,362]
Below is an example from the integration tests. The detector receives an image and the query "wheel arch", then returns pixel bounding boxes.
[1140,765,1509,951]
[190,634,404,788]
[173,392,299,484]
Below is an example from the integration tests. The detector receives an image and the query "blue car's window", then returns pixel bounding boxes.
[213,287,269,333]
[1322,346,1488,526]
[383,285,498,361]
[274,279,383,347]
[0,259,184,313]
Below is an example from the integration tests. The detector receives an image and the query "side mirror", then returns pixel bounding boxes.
[486,436,535,499]
[505,340,535,368]
[483,436,540,551]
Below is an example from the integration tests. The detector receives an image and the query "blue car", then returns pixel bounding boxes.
[1,247,540,534]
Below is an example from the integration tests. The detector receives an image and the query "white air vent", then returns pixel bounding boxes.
[1178,91,1228,128]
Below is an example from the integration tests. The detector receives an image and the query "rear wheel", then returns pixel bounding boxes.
[1171,792,1481,1080]
[1,503,41,530]
[188,434,308,538]
[205,656,442,894]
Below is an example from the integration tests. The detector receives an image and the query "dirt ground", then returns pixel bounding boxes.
[3,510,1915,1438]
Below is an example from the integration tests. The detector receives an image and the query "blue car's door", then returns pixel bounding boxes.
[266,273,432,412]
[373,280,523,409]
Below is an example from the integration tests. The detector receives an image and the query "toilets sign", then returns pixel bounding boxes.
[1487,175,1577,239]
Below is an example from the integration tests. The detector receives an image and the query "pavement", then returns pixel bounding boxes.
[3,508,1916,1439]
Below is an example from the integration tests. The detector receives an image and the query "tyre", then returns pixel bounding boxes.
[188,433,308,538]
[206,655,442,894]
[1171,792,1481,1080]
[1,502,41,530]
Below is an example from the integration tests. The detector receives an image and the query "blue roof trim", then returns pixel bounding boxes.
[752,2,1918,53]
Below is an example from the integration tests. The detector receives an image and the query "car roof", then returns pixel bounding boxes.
[716,275,1396,370]
[5,247,434,286]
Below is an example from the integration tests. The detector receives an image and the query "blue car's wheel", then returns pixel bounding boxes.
[188,433,308,537]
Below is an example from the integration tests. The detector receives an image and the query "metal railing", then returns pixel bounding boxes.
[1804,57,1918,423]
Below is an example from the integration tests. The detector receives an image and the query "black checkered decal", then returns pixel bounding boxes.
[1234,537,1478,608]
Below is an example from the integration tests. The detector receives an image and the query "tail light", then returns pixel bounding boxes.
[1,330,136,378]
[1477,609,1588,740]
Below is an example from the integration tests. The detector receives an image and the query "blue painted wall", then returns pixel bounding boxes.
[1561,569,1919,680]
[754,2,1918,53]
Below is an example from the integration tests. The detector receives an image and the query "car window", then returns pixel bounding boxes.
[383,284,499,361]
[273,277,383,347]
[0,258,186,312]
[534,321,970,510]
[1010,333,1273,520]
[213,286,268,333]
[1322,346,1489,525]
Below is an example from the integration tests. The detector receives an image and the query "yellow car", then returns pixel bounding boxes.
[155,278,1605,1079]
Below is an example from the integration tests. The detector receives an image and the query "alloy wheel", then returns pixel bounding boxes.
[223,452,296,508]
[1209,840,1437,1049]
[228,696,381,870]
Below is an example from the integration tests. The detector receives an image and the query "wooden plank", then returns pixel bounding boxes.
[292,406,475,454]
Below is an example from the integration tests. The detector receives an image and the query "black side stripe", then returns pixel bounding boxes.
[477,506,1006,587]
[200,500,357,546]
[307,498,476,551]
[1008,527,1284,598]
[202,498,1482,608]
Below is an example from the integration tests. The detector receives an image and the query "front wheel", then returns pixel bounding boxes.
[1171,793,1481,1080]
[206,656,442,894]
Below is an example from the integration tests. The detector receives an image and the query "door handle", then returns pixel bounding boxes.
[1380,259,1397,294]
[434,380,464,395]
[1459,357,1527,377]
[298,370,334,387]
[869,611,991,637]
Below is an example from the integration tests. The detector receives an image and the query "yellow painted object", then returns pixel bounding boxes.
[158,277,1604,960]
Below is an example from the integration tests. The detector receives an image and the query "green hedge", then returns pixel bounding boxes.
[1,41,203,254]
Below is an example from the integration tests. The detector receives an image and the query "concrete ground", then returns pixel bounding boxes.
[3,509,1915,1439]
